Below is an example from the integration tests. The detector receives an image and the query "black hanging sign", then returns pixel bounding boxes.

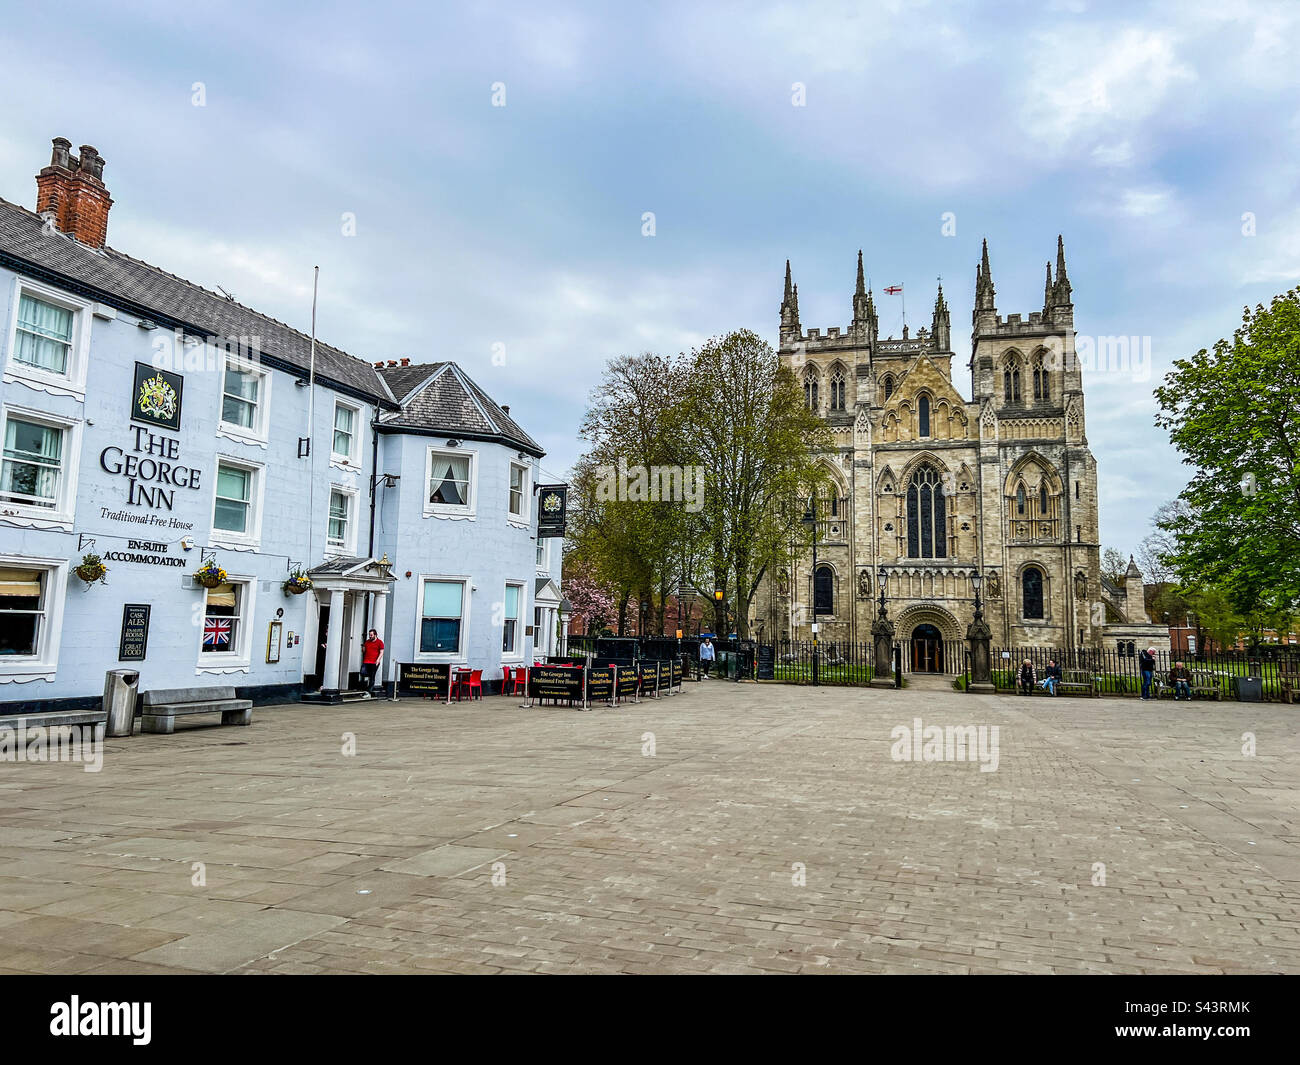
[131,362,184,432]
[118,603,151,661]
[537,484,567,539]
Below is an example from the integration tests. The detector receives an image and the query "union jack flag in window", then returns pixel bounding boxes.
[203,616,231,648]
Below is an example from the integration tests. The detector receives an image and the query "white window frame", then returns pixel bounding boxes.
[501,580,525,660]
[0,404,82,531]
[414,574,471,662]
[3,277,91,400]
[325,485,359,556]
[0,554,68,682]
[424,446,477,519]
[209,455,266,550]
[535,537,549,573]
[508,460,530,525]
[331,400,362,470]
[196,574,255,673]
[216,353,272,447]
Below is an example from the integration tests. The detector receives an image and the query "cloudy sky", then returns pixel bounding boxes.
[1,0,1297,560]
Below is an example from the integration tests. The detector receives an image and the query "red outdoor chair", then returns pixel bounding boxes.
[504,666,526,696]
[452,668,482,702]
[466,668,483,701]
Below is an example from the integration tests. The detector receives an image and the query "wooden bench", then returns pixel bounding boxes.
[1280,661,1300,704]
[1189,670,1222,701]
[140,685,253,734]
[1056,670,1097,697]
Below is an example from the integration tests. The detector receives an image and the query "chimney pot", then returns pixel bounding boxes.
[399,357,410,366]
[501,405,510,415]
[35,135,112,247]
[387,359,397,366]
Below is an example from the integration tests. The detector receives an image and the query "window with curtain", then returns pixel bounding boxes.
[536,538,548,569]
[214,463,252,533]
[201,582,243,653]
[906,464,947,558]
[509,463,527,517]
[918,394,931,437]
[503,583,522,654]
[14,295,73,375]
[420,579,464,653]
[813,565,834,615]
[428,452,472,508]
[327,489,350,550]
[333,404,356,460]
[1023,567,1044,619]
[221,364,261,429]
[1,417,63,509]
[0,567,45,656]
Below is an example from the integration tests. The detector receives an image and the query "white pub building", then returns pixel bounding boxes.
[0,137,564,726]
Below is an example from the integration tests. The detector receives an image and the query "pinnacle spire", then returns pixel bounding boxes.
[975,238,996,312]
[791,283,800,320]
[981,237,991,279]
[1044,261,1053,309]
[1054,234,1071,304]
[783,259,793,304]
[855,250,865,297]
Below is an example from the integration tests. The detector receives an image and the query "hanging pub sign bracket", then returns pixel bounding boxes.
[200,548,216,565]
[77,534,97,552]
[298,437,311,458]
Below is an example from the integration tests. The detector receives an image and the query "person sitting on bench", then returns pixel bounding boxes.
[1168,661,1192,701]
[1018,659,1036,694]
[1039,659,1062,696]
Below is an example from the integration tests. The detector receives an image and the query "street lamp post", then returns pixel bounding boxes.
[801,498,820,686]
[869,564,894,689]
[965,567,995,693]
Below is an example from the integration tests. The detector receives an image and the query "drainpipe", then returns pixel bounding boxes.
[364,416,380,633]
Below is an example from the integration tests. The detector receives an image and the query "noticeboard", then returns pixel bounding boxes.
[118,604,151,661]
[756,644,776,680]
[400,662,450,697]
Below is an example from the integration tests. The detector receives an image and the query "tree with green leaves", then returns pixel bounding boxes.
[1100,547,1128,587]
[1153,286,1300,623]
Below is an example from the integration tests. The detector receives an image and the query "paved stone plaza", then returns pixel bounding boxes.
[1,681,1297,974]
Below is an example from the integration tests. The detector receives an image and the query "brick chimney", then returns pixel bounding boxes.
[35,137,114,248]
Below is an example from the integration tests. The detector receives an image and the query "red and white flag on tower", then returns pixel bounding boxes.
[884,284,903,294]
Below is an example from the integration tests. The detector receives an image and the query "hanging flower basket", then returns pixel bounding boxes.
[75,553,108,585]
[194,560,227,588]
[283,570,312,595]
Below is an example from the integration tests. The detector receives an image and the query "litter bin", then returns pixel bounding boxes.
[1232,675,1262,702]
[103,669,140,737]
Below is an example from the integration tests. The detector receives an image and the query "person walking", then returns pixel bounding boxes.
[1039,658,1062,696]
[1169,660,1192,701]
[1139,646,1157,700]
[1018,659,1036,695]
[699,637,715,679]
[361,628,384,696]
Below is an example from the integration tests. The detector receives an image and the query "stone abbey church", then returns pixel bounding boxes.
[755,238,1153,666]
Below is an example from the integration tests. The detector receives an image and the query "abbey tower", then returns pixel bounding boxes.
[757,239,1109,665]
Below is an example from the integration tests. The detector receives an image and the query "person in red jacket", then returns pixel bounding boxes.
[361,629,384,695]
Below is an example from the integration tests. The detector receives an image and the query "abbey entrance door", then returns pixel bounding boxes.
[911,624,944,673]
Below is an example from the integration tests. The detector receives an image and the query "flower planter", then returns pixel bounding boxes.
[75,565,106,584]
[196,573,224,588]
[284,583,310,595]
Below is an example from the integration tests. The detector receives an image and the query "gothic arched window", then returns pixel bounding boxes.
[881,374,894,402]
[918,393,931,438]
[906,464,947,559]
[804,369,819,411]
[1033,355,1049,401]
[813,565,834,616]
[1004,357,1022,403]
[829,366,846,411]
[1016,483,1027,515]
[1023,566,1044,619]
[1039,482,1048,515]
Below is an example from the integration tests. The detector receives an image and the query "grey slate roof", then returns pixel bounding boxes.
[0,197,390,402]
[376,362,543,457]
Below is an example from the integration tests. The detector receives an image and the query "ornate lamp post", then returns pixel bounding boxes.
[801,498,820,685]
[965,567,995,693]
[869,564,895,689]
